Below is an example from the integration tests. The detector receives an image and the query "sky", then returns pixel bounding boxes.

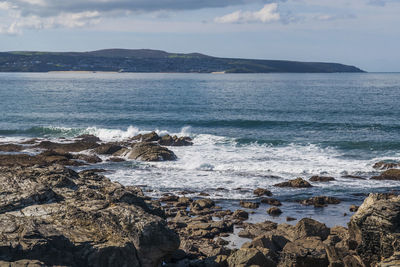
[0,0,399,72]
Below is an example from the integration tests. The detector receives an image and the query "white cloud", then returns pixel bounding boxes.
[215,3,281,24]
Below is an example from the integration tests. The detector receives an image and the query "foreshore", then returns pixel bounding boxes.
[0,133,399,266]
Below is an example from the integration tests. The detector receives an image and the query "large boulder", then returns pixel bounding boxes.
[227,248,276,267]
[93,143,123,155]
[0,165,179,266]
[348,193,400,267]
[371,169,400,181]
[274,178,312,188]
[299,196,341,207]
[128,142,177,161]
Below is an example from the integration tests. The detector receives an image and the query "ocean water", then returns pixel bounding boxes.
[1,72,400,227]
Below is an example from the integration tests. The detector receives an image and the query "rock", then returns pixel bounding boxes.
[0,165,179,266]
[293,218,330,241]
[93,143,123,155]
[76,134,101,143]
[274,178,312,188]
[254,188,273,197]
[238,221,278,239]
[286,217,297,222]
[371,169,400,180]
[240,201,260,209]
[279,237,329,267]
[131,131,160,142]
[243,232,290,255]
[232,210,249,221]
[35,140,99,153]
[261,198,282,206]
[377,252,400,267]
[309,176,335,182]
[0,144,24,152]
[0,151,90,167]
[158,135,175,146]
[158,135,193,146]
[227,248,276,267]
[267,207,282,216]
[128,142,177,161]
[161,195,179,202]
[348,193,400,266]
[107,157,126,162]
[73,153,102,163]
[190,199,215,211]
[349,205,359,212]
[373,161,400,170]
[299,196,341,207]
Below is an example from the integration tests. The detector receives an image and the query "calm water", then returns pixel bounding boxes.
[1,72,400,226]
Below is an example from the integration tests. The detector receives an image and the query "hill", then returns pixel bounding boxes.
[0,49,364,73]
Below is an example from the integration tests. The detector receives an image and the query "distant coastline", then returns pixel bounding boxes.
[0,48,364,73]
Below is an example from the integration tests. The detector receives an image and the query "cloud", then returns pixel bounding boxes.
[215,3,280,24]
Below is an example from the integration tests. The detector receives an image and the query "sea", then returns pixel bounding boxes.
[1,72,400,227]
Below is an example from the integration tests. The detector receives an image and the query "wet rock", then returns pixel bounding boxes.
[73,153,102,163]
[232,210,249,221]
[76,134,101,143]
[377,252,400,267]
[158,134,174,146]
[131,131,160,142]
[371,169,400,180]
[342,175,366,180]
[190,198,215,211]
[267,207,282,216]
[35,140,99,153]
[158,135,193,147]
[0,144,24,152]
[261,198,282,206]
[107,157,126,162]
[0,165,179,266]
[349,205,359,212]
[93,143,123,155]
[279,237,329,267]
[373,161,400,170]
[240,201,260,209]
[0,151,86,167]
[161,195,180,202]
[227,248,276,267]
[238,221,278,239]
[309,175,335,182]
[198,192,210,196]
[348,193,400,266]
[299,196,341,207]
[274,178,312,188]
[254,188,273,197]
[128,142,177,161]
[286,217,297,222]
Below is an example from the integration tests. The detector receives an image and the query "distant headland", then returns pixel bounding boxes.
[0,49,365,73]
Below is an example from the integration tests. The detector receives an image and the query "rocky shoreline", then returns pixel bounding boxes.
[0,133,400,266]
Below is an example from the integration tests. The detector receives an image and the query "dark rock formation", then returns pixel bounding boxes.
[35,140,99,153]
[254,188,273,197]
[299,196,341,207]
[128,142,177,161]
[240,201,260,209]
[0,165,179,266]
[274,178,312,188]
[261,198,282,206]
[371,169,400,180]
[309,176,335,182]
[267,207,282,216]
[373,161,400,170]
[93,143,123,155]
[0,144,24,152]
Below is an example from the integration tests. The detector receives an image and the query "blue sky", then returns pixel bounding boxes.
[0,0,399,72]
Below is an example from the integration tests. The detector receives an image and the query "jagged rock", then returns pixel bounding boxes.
[261,198,282,206]
[373,161,400,170]
[349,205,359,212]
[73,153,102,163]
[238,221,278,239]
[76,134,101,143]
[309,176,335,182]
[0,144,24,152]
[242,233,290,257]
[0,165,179,266]
[267,207,282,216]
[279,237,329,267]
[190,199,215,211]
[128,142,177,161]
[371,169,400,180]
[35,140,99,153]
[348,193,400,266]
[377,252,400,267]
[274,178,312,188]
[93,143,123,155]
[293,218,330,241]
[131,131,160,142]
[299,196,341,207]
[232,210,249,221]
[254,188,273,197]
[240,201,260,209]
[227,248,276,267]
[158,135,193,146]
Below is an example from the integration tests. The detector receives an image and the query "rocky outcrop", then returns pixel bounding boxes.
[0,144,24,152]
[253,188,273,197]
[261,198,282,206]
[299,196,341,207]
[309,176,335,182]
[371,169,400,180]
[93,143,123,155]
[35,140,99,153]
[129,142,177,161]
[373,161,400,170]
[274,178,312,188]
[0,165,179,266]
[131,132,193,147]
[348,193,400,267]
[240,201,260,209]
